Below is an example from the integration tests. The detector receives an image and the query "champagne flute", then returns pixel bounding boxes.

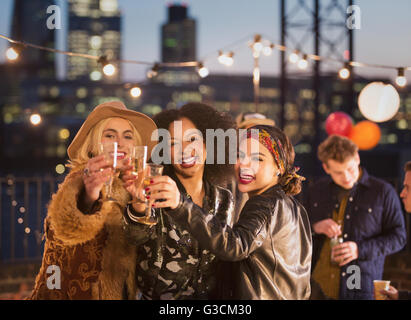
[99,141,119,202]
[133,163,163,226]
[128,146,148,204]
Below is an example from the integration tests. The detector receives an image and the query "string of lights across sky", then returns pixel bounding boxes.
[1,32,411,95]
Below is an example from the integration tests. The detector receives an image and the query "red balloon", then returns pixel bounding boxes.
[325,112,353,137]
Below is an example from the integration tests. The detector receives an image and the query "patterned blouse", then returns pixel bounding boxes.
[123,178,233,300]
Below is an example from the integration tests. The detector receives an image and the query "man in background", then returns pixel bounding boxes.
[304,135,407,300]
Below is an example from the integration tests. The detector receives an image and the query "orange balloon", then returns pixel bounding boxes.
[349,121,381,150]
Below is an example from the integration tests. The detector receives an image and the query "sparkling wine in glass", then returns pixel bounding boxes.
[128,146,148,204]
[133,163,163,226]
[99,141,119,202]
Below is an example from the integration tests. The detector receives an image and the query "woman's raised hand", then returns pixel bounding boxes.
[145,176,181,210]
[82,155,112,205]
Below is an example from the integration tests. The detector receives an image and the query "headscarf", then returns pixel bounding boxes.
[245,127,305,184]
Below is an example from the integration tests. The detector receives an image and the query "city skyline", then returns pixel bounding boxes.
[0,0,411,83]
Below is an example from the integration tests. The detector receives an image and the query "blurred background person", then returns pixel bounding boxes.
[303,135,407,300]
[380,161,411,300]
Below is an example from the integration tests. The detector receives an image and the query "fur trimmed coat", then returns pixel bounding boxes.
[29,167,137,300]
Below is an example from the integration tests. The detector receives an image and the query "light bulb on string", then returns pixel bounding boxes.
[6,47,19,61]
[103,64,116,76]
[396,68,407,87]
[147,63,160,79]
[225,52,234,66]
[30,113,42,126]
[339,62,351,80]
[252,34,263,53]
[130,86,142,98]
[289,50,299,64]
[218,51,234,67]
[263,44,274,56]
[5,43,24,61]
[197,62,209,78]
[297,54,308,70]
[98,55,116,77]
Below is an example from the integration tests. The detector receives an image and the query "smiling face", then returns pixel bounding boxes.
[235,138,280,197]
[169,117,206,179]
[323,153,360,190]
[100,117,136,168]
[400,171,411,213]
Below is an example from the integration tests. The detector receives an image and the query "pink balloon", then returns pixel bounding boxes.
[325,112,353,137]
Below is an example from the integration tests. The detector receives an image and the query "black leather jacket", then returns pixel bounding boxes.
[165,184,313,300]
[123,177,234,300]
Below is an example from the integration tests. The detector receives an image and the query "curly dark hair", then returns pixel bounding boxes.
[152,102,236,185]
[248,125,304,196]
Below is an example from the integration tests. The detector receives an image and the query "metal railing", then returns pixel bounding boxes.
[0,176,63,264]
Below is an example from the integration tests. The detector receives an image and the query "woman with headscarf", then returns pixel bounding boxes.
[147,125,312,299]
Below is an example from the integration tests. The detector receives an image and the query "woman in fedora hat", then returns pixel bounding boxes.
[29,101,157,300]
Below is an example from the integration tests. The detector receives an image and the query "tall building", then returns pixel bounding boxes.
[67,0,122,82]
[161,4,196,63]
[10,0,56,79]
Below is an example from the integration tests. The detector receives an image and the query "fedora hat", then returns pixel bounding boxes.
[67,101,158,160]
[236,112,275,129]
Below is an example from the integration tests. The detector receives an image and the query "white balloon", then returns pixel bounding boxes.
[358,82,400,122]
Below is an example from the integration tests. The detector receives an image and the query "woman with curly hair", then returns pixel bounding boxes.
[147,125,313,299]
[122,102,237,299]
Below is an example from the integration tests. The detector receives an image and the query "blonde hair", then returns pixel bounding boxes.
[67,117,142,169]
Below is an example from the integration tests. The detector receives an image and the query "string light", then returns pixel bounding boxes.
[289,50,299,64]
[339,62,351,80]
[218,51,234,66]
[146,63,160,78]
[30,113,42,126]
[1,32,411,88]
[263,43,274,56]
[252,34,263,53]
[6,47,19,61]
[197,62,209,78]
[298,54,308,70]
[5,43,24,61]
[396,68,407,87]
[98,55,116,76]
[130,86,142,98]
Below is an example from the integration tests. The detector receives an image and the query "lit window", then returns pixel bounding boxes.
[90,36,102,49]
[100,0,118,13]
[50,86,60,98]
[76,87,88,99]
[165,38,178,48]
[90,70,102,81]
[76,103,86,113]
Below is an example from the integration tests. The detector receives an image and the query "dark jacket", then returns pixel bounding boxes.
[123,175,234,300]
[399,290,411,300]
[303,169,407,300]
[165,184,313,300]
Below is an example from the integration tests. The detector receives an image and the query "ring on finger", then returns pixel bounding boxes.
[83,168,91,177]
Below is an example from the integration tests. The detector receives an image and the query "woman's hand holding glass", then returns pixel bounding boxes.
[145,175,181,210]
[122,167,147,211]
[82,154,113,208]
